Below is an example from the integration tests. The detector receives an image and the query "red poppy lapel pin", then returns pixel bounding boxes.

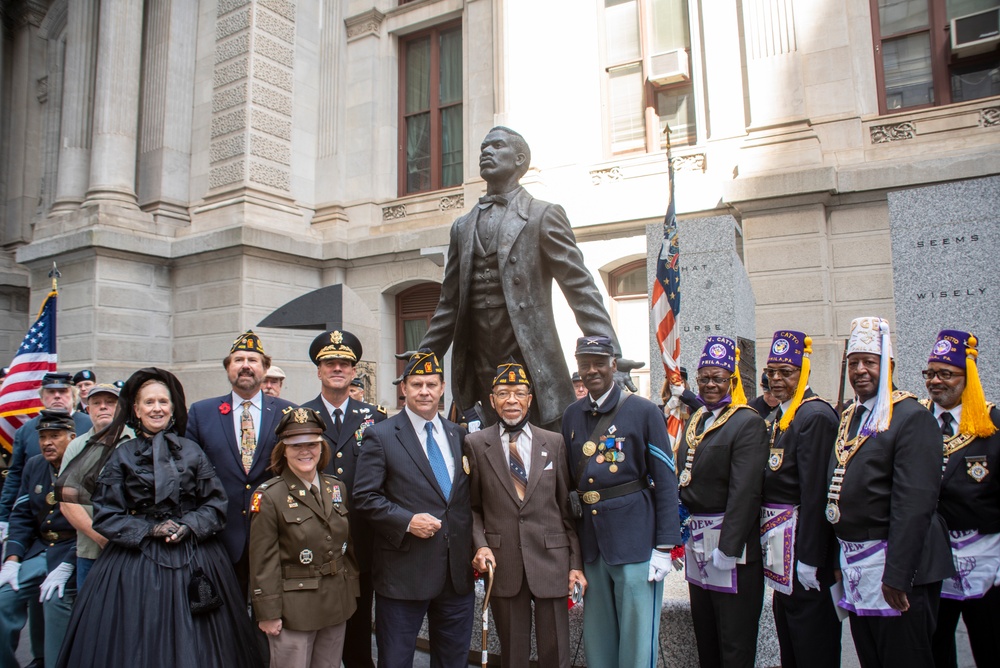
[219,402,232,415]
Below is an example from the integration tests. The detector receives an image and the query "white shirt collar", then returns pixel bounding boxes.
[589,385,615,408]
[404,405,441,435]
[321,394,350,418]
[231,390,262,409]
[933,402,963,423]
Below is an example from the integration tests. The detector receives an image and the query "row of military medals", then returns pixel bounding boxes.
[826,406,867,524]
[582,435,625,473]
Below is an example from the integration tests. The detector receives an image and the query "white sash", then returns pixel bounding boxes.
[685,513,744,593]
[942,530,1000,600]
[760,504,797,595]
[837,539,900,617]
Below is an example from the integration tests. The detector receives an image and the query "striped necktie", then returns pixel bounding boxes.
[508,430,527,501]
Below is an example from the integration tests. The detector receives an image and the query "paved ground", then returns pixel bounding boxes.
[15,614,976,666]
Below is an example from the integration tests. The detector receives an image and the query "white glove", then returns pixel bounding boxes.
[711,548,737,571]
[0,522,8,542]
[669,384,684,398]
[796,561,821,591]
[0,561,20,591]
[39,562,73,601]
[648,549,673,582]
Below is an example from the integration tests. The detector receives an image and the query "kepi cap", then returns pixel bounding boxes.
[41,372,74,389]
[36,409,75,432]
[575,335,614,357]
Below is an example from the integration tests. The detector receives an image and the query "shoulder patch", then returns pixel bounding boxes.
[250,490,264,513]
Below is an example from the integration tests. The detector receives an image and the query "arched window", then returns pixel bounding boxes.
[395,282,442,407]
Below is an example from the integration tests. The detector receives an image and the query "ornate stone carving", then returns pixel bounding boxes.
[981,107,1000,127]
[253,59,293,92]
[254,33,295,67]
[213,84,248,113]
[249,160,290,190]
[209,160,245,189]
[590,167,622,185]
[250,134,291,165]
[345,9,385,41]
[870,122,916,144]
[383,204,406,220]
[251,108,292,140]
[255,7,294,43]
[439,195,465,211]
[215,33,250,64]
[670,153,707,172]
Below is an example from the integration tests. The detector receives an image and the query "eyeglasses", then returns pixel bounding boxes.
[921,369,965,381]
[763,368,798,379]
[493,390,530,401]
[696,375,733,386]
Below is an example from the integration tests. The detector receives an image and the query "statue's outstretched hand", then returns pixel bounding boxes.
[614,358,646,393]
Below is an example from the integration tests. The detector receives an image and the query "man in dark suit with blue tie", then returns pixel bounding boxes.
[301,329,386,668]
[354,349,473,668]
[185,330,294,595]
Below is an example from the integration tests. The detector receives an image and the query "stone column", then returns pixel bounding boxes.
[137,0,197,224]
[84,0,144,208]
[50,0,98,213]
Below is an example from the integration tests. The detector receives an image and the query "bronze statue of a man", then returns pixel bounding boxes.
[419,126,620,430]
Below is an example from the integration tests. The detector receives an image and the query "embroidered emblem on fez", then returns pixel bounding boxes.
[933,339,953,355]
[771,339,790,355]
[709,344,727,359]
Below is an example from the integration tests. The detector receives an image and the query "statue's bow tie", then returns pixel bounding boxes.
[478,194,508,208]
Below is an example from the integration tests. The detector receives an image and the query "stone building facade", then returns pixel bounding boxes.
[0,0,997,406]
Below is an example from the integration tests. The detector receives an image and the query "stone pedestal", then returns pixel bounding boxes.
[647,215,757,398]
[889,175,1000,398]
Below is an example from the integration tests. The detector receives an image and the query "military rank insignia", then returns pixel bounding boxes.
[250,491,263,513]
[332,486,343,504]
[769,448,784,471]
[967,456,989,482]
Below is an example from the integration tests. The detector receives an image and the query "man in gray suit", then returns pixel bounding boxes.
[420,126,619,430]
[467,361,586,668]
[353,350,473,668]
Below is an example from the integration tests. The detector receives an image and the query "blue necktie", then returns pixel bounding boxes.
[425,422,452,499]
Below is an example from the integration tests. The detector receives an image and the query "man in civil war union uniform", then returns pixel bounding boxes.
[301,329,386,668]
[467,361,585,668]
[759,330,841,667]
[921,330,1000,668]
[676,336,767,668]
[826,317,953,667]
[562,336,681,668]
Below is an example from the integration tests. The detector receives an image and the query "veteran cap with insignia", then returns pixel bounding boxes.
[927,329,997,438]
[574,335,615,357]
[276,406,327,444]
[230,329,266,356]
[395,348,444,384]
[36,409,76,432]
[350,377,365,389]
[309,329,362,366]
[72,369,95,385]
[492,359,530,387]
[41,372,74,389]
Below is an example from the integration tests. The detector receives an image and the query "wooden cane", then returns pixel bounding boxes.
[481,559,495,668]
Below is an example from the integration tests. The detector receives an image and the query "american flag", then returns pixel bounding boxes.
[650,155,682,451]
[0,291,58,453]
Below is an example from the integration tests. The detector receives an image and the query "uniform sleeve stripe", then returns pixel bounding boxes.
[648,444,675,472]
[12,495,28,508]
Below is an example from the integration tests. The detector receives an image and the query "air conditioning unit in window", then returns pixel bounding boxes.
[951,6,1000,58]
[648,49,690,86]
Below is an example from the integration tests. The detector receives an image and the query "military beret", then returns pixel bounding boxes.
[72,370,96,384]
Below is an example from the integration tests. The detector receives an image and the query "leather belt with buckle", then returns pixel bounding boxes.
[579,478,649,504]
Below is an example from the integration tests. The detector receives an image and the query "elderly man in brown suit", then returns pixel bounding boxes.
[466,361,586,668]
